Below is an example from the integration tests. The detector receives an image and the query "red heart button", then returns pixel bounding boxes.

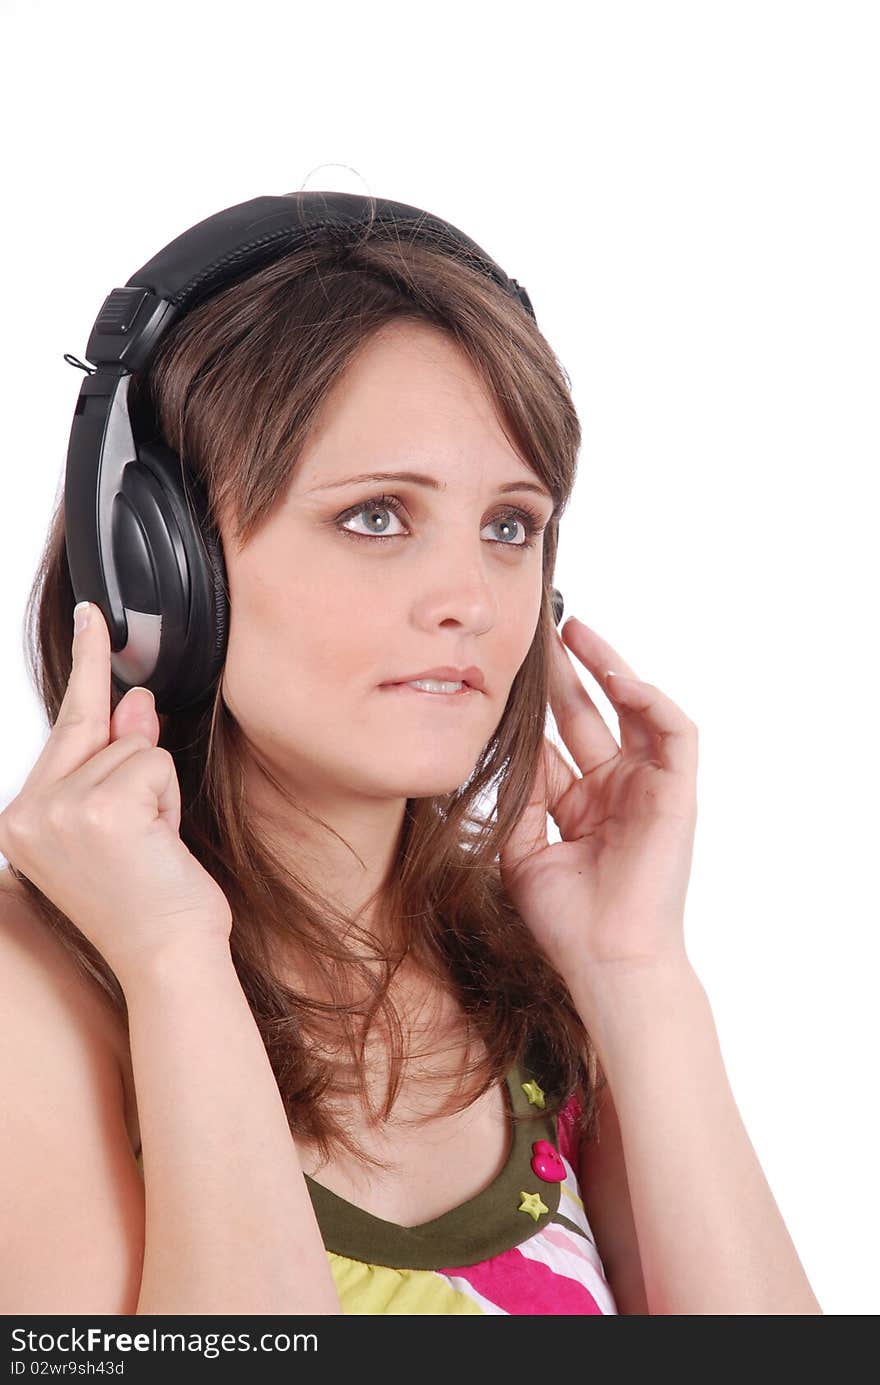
[530,1139,565,1182]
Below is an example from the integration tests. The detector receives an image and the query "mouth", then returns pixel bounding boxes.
[379,681,478,700]
[380,665,486,694]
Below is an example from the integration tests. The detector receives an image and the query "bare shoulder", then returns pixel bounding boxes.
[0,866,145,1312]
[0,867,124,1051]
[0,866,139,1153]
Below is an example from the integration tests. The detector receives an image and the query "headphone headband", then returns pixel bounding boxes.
[84,191,536,373]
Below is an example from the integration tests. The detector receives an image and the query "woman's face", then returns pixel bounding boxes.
[219,319,555,809]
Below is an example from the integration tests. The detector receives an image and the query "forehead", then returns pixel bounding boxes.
[295,319,536,488]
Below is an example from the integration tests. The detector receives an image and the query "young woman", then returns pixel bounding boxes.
[0,223,821,1315]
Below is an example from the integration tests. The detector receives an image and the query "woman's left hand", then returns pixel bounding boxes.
[498,617,699,996]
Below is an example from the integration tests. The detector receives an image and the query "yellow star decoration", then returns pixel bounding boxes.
[518,1190,549,1222]
[521,1079,546,1109]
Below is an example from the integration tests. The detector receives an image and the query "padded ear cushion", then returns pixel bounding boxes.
[175,462,228,703]
[201,522,230,678]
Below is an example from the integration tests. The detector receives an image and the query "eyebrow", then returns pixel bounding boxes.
[307,470,554,502]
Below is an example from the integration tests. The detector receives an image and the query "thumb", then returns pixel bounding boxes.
[498,739,552,888]
[110,685,159,746]
[498,737,576,890]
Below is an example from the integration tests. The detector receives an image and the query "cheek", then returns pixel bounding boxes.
[501,610,541,670]
[224,589,391,708]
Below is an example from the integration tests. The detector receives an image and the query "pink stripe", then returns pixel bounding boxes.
[441,1244,603,1315]
[540,1223,594,1262]
[556,1092,583,1166]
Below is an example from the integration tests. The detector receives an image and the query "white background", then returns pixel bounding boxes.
[1,0,877,1315]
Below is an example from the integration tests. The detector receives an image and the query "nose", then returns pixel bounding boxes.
[414,531,499,632]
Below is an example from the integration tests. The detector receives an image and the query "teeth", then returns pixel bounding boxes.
[406,679,464,693]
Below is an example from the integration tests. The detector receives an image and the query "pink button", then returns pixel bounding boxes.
[530,1139,565,1182]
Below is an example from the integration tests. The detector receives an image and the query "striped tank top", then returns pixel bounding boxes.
[134,1056,618,1315]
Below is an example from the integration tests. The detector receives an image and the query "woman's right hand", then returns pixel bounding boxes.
[0,602,233,989]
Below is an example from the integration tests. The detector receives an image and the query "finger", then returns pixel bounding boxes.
[23,602,113,793]
[562,618,696,774]
[599,670,698,780]
[110,684,158,747]
[74,737,182,836]
[561,620,696,774]
[499,738,552,878]
[560,617,641,683]
[547,621,643,771]
[555,618,657,761]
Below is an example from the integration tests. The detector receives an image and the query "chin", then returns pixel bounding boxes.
[412,777,475,799]
[378,764,478,799]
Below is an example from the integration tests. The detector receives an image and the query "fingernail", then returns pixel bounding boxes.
[131,685,155,708]
[73,601,91,633]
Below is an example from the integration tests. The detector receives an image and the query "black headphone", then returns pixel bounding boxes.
[63,190,566,714]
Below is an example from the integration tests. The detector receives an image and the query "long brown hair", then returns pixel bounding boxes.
[12,220,606,1171]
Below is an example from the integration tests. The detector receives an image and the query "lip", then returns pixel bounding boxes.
[380,683,476,701]
[381,666,486,692]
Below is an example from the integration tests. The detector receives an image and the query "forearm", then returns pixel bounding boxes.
[572,957,822,1316]
[124,941,341,1315]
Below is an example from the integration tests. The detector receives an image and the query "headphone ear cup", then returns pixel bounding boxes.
[126,439,229,714]
[551,587,564,626]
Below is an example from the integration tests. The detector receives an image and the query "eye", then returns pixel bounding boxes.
[338,495,408,541]
[335,494,546,550]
